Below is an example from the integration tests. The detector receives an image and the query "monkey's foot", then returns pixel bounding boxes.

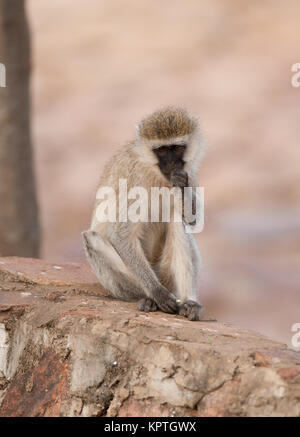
[179,300,204,321]
[137,298,158,312]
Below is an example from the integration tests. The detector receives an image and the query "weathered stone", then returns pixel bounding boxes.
[0,257,95,286]
[277,367,300,381]
[0,349,69,417]
[0,257,299,417]
[0,256,108,296]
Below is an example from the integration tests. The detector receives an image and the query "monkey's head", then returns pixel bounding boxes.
[134,107,204,178]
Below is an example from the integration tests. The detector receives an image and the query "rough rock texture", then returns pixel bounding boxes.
[0,257,299,417]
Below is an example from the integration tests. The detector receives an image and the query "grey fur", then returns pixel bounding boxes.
[82,108,205,320]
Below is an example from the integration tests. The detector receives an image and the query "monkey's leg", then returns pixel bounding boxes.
[108,224,179,314]
[83,229,177,314]
[158,223,204,321]
[82,230,145,301]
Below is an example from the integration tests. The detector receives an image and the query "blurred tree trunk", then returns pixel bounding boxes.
[0,0,40,257]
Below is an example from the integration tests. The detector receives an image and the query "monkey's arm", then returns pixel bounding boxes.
[170,169,199,226]
[108,224,179,314]
[186,172,201,226]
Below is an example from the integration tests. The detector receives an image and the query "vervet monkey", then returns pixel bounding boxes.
[83,107,205,320]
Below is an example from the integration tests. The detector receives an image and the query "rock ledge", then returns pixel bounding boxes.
[0,257,299,417]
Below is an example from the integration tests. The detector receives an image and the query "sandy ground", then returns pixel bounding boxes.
[27,0,300,346]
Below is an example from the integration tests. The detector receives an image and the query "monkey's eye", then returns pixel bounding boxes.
[156,147,168,155]
[173,145,186,153]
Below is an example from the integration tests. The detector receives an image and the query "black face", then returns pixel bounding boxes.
[153,144,186,179]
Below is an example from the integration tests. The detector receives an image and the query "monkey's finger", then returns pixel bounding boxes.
[153,287,179,314]
[179,303,189,317]
[158,298,179,314]
[171,175,188,188]
[188,304,204,321]
[179,300,205,321]
[171,168,187,176]
[137,298,158,312]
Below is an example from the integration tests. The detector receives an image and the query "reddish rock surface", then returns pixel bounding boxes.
[0,256,108,295]
[0,257,299,417]
[1,349,69,417]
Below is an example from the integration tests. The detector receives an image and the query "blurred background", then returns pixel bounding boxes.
[1,0,300,347]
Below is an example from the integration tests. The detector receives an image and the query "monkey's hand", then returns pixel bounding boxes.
[170,168,188,188]
[179,300,204,321]
[153,287,179,314]
[137,298,158,312]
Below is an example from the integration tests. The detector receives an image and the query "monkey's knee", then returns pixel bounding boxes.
[82,230,144,301]
[82,230,91,248]
[82,230,111,283]
[82,230,126,272]
[137,298,158,312]
[179,300,204,321]
[82,230,102,254]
